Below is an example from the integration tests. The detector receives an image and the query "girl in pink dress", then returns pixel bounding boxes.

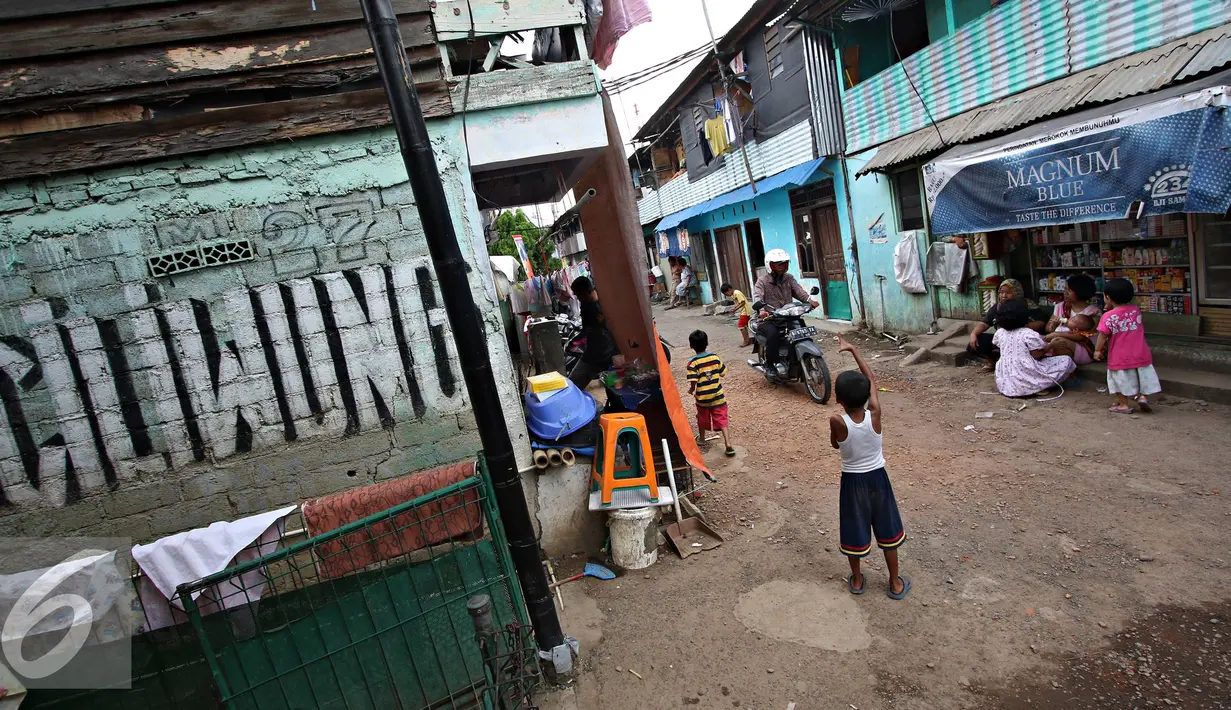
[993,300,1077,398]
[1095,278,1161,414]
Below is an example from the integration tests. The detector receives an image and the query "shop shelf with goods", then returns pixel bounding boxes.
[1028,215,1196,317]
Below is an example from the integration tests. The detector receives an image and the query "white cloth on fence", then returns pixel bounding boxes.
[893,231,926,294]
[925,241,973,292]
[132,506,294,631]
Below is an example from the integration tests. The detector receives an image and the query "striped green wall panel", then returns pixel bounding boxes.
[843,0,1231,152]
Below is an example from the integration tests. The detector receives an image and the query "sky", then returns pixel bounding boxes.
[507,0,757,226]
[602,0,757,153]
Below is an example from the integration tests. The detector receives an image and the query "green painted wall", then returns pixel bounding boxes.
[925,0,951,43]
[834,15,894,87]
[0,119,529,541]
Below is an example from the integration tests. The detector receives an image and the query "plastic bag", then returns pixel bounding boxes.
[893,230,926,294]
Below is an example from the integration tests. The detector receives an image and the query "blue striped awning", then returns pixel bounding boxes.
[653,158,826,232]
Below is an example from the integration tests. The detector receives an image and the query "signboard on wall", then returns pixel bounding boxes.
[924,87,1231,235]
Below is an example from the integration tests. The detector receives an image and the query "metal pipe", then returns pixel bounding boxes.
[360,0,564,652]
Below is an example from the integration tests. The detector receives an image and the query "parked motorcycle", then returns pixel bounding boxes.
[557,314,585,376]
[563,315,673,380]
[747,287,832,404]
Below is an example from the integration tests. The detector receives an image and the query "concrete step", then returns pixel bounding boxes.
[1078,361,1231,406]
[928,343,972,367]
[1149,337,1231,375]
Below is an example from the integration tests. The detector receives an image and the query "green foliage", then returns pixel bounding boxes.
[487,209,561,278]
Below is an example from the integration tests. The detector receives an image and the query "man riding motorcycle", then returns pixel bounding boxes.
[753,249,820,379]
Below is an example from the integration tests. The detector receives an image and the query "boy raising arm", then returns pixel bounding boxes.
[830,336,909,599]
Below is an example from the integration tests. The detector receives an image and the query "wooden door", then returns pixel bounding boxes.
[714,225,750,296]
[812,206,852,320]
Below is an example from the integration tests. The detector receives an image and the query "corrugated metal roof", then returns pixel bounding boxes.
[638,121,814,224]
[843,0,1231,153]
[653,158,826,232]
[856,23,1231,176]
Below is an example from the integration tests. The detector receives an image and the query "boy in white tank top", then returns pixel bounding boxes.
[829,337,909,599]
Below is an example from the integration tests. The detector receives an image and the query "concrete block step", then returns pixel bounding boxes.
[1078,362,1231,406]
[928,343,972,367]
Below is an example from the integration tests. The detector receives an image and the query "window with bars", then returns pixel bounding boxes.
[893,170,926,231]
[765,25,784,79]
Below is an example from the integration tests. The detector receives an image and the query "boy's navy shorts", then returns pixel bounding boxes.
[839,467,905,557]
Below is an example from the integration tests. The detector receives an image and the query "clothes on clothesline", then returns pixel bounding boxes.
[704,115,730,157]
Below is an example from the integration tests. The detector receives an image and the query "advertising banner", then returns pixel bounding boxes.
[924,87,1231,235]
[512,234,534,278]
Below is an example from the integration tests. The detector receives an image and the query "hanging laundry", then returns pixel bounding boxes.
[592,0,652,69]
[730,51,747,75]
[704,114,730,157]
[721,97,739,144]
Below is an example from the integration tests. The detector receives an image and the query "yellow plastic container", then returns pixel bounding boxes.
[527,372,567,394]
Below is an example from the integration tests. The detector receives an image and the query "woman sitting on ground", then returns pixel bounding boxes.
[967,279,1047,371]
[1041,274,1102,365]
[992,299,1077,398]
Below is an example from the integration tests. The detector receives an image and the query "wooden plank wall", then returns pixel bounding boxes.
[0,0,449,180]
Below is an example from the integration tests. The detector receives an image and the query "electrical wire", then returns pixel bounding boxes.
[604,43,710,89]
[604,43,713,94]
[888,7,948,148]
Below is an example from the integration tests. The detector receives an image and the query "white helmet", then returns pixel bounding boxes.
[765,248,791,270]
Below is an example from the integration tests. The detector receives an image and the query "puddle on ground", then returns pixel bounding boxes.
[734,580,871,652]
[977,600,1231,708]
[1125,478,1183,495]
[752,496,788,537]
[1075,461,1121,476]
[960,576,1004,603]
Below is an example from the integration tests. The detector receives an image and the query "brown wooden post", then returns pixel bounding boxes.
[573,93,657,365]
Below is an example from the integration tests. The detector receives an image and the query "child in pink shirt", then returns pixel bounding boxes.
[1094,278,1160,414]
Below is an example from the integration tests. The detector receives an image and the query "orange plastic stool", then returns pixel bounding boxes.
[590,413,659,507]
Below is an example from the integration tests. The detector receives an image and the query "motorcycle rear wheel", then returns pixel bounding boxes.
[801,354,831,404]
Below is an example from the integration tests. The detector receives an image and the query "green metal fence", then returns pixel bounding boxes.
[23,458,537,710]
[179,459,538,710]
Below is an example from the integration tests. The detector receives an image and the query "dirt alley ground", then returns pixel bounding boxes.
[540,304,1231,710]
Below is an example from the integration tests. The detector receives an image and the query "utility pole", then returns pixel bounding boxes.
[700,0,757,193]
[359,0,568,665]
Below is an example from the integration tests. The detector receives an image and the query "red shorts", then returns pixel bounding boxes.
[737,314,751,329]
[696,403,729,431]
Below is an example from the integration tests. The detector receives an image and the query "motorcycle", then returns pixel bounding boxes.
[557,314,585,376]
[562,315,671,379]
[747,286,832,404]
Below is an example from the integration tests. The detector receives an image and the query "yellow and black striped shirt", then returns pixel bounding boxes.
[686,352,727,407]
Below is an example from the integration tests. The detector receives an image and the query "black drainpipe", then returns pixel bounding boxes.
[360,0,565,652]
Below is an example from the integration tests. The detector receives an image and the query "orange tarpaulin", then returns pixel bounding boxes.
[654,324,710,480]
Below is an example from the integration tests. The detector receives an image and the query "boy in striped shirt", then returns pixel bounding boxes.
[686,330,736,457]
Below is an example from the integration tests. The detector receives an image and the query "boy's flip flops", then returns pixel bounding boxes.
[887,575,912,600]
[847,574,866,595]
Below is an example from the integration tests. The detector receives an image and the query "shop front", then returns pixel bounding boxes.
[924,78,1231,338]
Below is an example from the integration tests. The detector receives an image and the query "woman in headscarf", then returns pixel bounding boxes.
[966,279,1047,371]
